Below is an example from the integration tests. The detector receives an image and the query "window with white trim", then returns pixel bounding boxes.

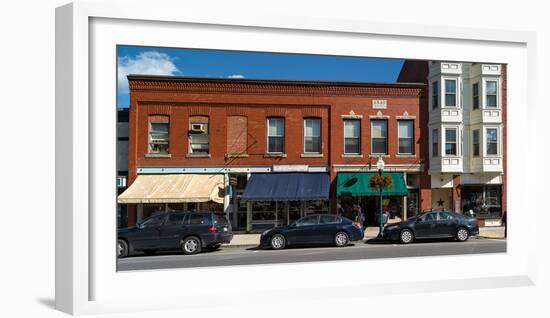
[148,115,169,155]
[432,129,439,157]
[432,81,439,109]
[371,119,388,155]
[397,120,414,154]
[267,117,284,153]
[343,119,360,154]
[486,80,498,107]
[444,79,457,107]
[445,128,457,156]
[472,83,480,110]
[188,116,209,154]
[304,118,321,154]
[486,128,498,155]
[472,129,480,157]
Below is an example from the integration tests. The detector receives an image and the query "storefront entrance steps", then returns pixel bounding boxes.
[222,226,505,248]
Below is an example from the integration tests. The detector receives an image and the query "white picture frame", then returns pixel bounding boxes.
[55,2,537,315]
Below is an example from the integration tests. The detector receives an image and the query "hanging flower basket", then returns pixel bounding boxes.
[369,174,392,190]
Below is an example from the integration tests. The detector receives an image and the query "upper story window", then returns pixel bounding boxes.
[267,117,285,153]
[432,129,439,157]
[432,81,439,109]
[445,128,457,156]
[486,80,498,107]
[371,119,388,155]
[397,120,414,155]
[444,79,457,107]
[343,119,360,154]
[188,116,209,154]
[472,129,480,157]
[472,83,480,110]
[304,118,321,154]
[486,128,498,155]
[148,115,169,155]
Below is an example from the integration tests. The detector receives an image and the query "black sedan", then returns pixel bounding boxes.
[259,214,364,249]
[383,211,479,244]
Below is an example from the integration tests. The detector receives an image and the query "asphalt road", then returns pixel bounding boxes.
[117,237,506,271]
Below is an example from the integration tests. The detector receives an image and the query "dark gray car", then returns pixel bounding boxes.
[117,211,233,257]
[382,211,479,244]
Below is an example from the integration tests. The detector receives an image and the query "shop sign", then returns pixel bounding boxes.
[273,165,309,172]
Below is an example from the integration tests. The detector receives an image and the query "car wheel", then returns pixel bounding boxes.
[143,249,157,256]
[334,231,349,247]
[456,227,470,242]
[181,236,202,255]
[206,243,221,251]
[117,239,128,258]
[270,234,286,250]
[399,229,414,244]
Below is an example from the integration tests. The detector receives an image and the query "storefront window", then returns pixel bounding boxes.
[407,191,419,218]
[304,200,329,215]
[461,185,502,218]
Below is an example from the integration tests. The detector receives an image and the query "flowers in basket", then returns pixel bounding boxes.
[369,174,392,190]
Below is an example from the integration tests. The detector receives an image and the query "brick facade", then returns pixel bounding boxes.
[126,76,430,225]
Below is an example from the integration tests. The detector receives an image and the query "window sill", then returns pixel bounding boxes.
[341,154,363,158]
[396,154,416,158]
[145,153,171,158]
[264,153,287,158]
[301,153,323,158]
[369,154,390,158]
[226,153,249,158]
[186,153,211,158]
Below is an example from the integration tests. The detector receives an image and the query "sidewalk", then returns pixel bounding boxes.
[222,226,506,247]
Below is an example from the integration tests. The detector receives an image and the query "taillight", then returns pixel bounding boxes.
[208,225,219,233]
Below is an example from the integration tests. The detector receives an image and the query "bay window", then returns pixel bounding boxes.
[486,80,498,107]
[486,128,498,155]
[445,128,457,156]
[444,79,457,107]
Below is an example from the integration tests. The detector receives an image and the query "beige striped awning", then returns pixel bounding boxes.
[117,174,225,204]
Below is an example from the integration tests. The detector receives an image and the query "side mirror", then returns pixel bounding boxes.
[415,218,422,223]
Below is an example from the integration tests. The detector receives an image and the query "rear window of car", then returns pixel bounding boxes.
[319,215,341,224]
[188,214,209,225]
[439,212,455,220]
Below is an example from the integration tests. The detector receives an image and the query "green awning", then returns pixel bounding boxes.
[336,172,408,197]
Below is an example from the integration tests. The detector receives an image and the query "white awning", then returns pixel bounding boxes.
[117,174,224,204]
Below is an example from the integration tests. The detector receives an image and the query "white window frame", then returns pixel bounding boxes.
[343,119,361,155]
[431,81,439,109]
[472,82,480,110]
[266,117,285,154]
[444,127,459,156]
[397,120,414,155]
[370,119,388,155]
[484,79,499,108]
[431,128,439,158]
[443,77,458,108]
[472,129,480,157]
[485,127,500,156]
[148,120,170,155]
[303,118,321,154]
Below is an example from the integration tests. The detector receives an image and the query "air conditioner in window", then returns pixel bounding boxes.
[190,123,208,133]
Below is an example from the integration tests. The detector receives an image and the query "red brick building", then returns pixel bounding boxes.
[119,75,432,231]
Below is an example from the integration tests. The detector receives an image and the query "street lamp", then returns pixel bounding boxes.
[376,157,385,238]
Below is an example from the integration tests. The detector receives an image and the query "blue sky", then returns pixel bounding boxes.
[117,46,405,108]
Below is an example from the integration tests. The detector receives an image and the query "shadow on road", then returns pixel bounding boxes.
[246,243,357,251]
[365,237,461,245]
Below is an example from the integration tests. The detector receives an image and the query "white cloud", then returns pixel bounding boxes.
[118,51,181,94]
[227,74,245,79]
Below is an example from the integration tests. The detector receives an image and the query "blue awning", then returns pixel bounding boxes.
[241,173,330,201]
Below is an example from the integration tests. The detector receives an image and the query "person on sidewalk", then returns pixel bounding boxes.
[501,210,507,238]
